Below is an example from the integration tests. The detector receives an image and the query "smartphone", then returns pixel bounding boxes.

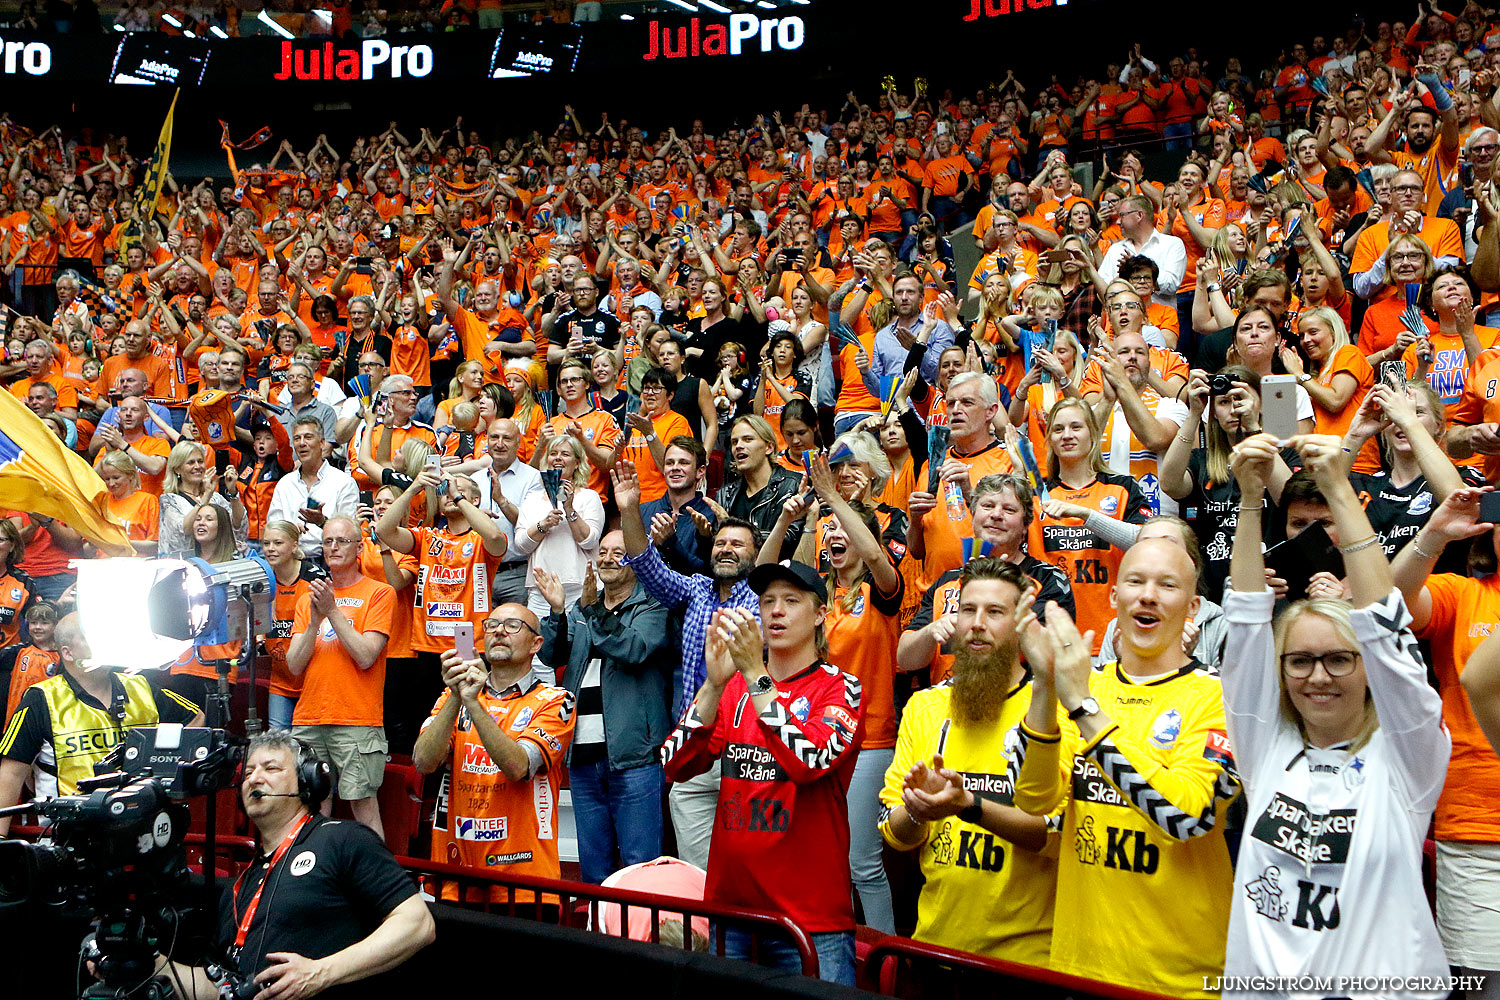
[1480,491,1500,525]
[358,490,374,507]
[453,622,476,661]
[1265,521,1345,602]
[354,256,374,275]
[1261,374,1299,440]
[1379,361,1407,392]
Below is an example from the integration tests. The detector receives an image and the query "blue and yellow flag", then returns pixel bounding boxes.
[0,389,133,556]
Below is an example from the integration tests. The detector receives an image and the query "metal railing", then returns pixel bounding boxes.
[859,934,1181,1000]
[397,855,819,977]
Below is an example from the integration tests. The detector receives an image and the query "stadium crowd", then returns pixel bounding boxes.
[6,3,1500,996]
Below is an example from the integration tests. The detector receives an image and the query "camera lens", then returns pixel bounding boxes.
[0,841,62,905]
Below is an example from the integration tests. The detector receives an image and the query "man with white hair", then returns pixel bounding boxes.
[278,361,339,443]
[908,371,1016,581]
[348,372,437,490]
[1439,126,1499,259]
[269,415,360,557]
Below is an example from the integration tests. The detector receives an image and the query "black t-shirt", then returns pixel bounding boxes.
[555,308,620,352]
[1351,466,1486,573]
[1179,447,1301,599]
[218,815,417,994]
[343,330,393,383]
[683,315,742,381]
[670,376,707,440]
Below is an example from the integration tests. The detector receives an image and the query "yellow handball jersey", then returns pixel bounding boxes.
[878,678,1056,966]
[1012,660,1240,999]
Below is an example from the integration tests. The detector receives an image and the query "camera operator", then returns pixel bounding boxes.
[159,731,434,1000]
[0,614,203,834]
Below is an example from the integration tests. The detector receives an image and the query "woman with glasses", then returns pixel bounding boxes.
[1356,234,1438,369]
[1222,431,1450,997]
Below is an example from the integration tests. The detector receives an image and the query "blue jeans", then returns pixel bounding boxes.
[847,747,895,933]
[833,410,880,436]
[723,926,856,986]
[268,694,296,731]
[1175,290,1195,344]
[29,572,76,604]
[1163,121,1195,151]
[568,759,664,885]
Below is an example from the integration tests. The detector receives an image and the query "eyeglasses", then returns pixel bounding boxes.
[1391,184,1425,194]
[1390,251,1427,263]
[1280,650,1361,678]
[483,617,539,636]
[322,535,360,547]
[558,376,588,385]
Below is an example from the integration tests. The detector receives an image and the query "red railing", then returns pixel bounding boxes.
[859,935,1180,1000]
[397,855,819,978]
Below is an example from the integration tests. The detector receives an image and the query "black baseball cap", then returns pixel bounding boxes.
[748,561,827,604]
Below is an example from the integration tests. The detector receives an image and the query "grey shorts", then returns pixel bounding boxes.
[292,724,388,801]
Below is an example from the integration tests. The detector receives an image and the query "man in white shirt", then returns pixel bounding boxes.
[1098,194,1188,309]
[268,416,360,557]
[469,417,545,605]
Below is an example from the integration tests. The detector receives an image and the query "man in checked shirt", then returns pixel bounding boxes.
[614,460,760,869]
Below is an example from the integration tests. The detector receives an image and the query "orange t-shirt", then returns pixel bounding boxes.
[921,155,975,198]
[622,408,693,504]
[1312,344,1378,473]
[1452,346,1500,484]
[544,409,620,498]
[1162,195,1227,293]
[9,372,78,410]
[95,433,173,497]
[290,573,396,726]
[916,439,1016,585]
[1414,572,1500,842]
[105,490,159,541]
[823,574,904,749]
[426,677,575,903]
[1350,218,1466,284]
[265,576,308,699]
[360,536,419,660]
[408,525,502,654]
[389,324,433,388]
[1358,295,1437,357]
[1032,473,1151,654]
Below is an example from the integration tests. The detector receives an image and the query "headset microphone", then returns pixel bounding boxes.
[248,790,302,799]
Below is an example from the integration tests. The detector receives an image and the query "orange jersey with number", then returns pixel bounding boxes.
[409,525,501,654]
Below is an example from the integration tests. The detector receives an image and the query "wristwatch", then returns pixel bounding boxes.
[1297,373,1313,384]
[750,673,776,696]
[1067,697,1100,721]
[957,797,984,825]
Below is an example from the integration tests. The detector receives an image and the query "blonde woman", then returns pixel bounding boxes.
[513,434,605,633]
[505,360,547,462]
[1224,432,1449,996]
[158,441,247,558]
[98,450,159,555]
[1281,306,1373,466]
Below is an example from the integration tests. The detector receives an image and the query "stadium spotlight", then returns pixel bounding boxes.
[112,23,124,31]
[664,0,695,10]
[619,12,634,18]
[75,556,276,674]
[209,25,228,38]
[700,0,731,11]
[161,12,182,27]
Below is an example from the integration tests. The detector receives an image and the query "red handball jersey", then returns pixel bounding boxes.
[660,660,864,933]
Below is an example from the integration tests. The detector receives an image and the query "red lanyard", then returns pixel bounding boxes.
[231,812,313,951]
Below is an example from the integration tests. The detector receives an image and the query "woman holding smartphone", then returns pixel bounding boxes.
[1222,431,1450,998]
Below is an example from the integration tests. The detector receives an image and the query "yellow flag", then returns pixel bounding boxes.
[0,389,134,556]
[133,90,179,232]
